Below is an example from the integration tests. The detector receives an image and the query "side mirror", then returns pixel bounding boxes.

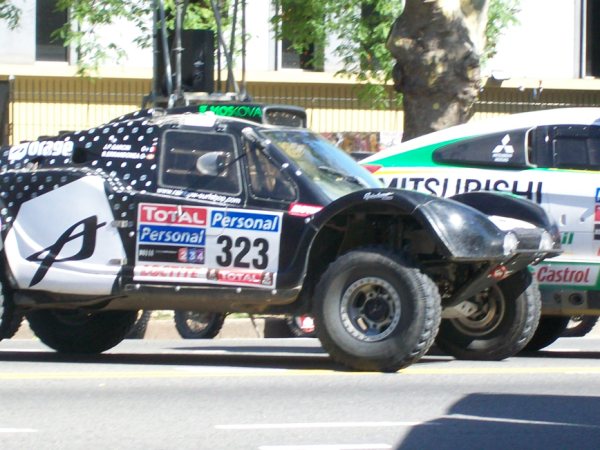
[196,151,230,176]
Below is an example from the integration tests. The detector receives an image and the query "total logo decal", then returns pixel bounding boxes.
[534,264,600,287]
[134,203,281,288]
[207,268,274,286]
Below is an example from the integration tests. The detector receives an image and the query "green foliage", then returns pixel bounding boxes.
[484,0,521,62]
[52,0,228,76]
[0,0,20,30]
[271,0,403,108]
[274,0,519,109]
[53,0,153,76]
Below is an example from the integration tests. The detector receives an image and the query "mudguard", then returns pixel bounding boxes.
[308,188,508,261]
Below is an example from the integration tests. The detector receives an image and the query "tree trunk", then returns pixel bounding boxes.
[387,0,489,141]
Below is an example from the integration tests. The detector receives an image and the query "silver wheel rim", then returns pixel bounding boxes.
[451,285,506,337]
[340,277,402,342]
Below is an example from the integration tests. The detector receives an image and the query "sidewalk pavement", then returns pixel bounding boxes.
[13,316,295,340]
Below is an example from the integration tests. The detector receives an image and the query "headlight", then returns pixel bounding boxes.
[538,230,555,251]
[503,232,519,255]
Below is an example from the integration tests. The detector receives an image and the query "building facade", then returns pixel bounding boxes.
[1,0,600,148]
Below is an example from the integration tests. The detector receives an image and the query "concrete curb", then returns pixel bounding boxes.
[13,317,296,340]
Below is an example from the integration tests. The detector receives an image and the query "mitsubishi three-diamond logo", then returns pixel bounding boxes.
[492,134,515,163]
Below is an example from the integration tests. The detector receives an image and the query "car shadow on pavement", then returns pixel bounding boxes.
[396,393,600,450]
[0,343,450,371]
[518,349,600,359]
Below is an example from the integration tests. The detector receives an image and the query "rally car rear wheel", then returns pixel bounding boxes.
[436,269,540,360]
[27,309,138,354]
[314,249,441,372]
[0,279,22,341]
[521,316,570,352]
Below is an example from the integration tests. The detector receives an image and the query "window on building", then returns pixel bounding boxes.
[585,0,600,77]
[277,0,322,70]
[36,0,68,62]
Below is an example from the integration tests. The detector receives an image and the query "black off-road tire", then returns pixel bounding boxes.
[174,311,226,339]
[521,316,570,352]
[0,282,22,340]
[126,310,152,339]
[313,248,441,372]
[26,309,138,354]
[562,315,599,338]
[436,269,541,361]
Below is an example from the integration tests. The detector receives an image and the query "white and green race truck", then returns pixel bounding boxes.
[362,108,600,351]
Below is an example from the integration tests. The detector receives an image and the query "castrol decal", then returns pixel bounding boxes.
[534,264,600,287]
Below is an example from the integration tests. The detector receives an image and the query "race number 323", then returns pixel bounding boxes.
[216,235,269,269]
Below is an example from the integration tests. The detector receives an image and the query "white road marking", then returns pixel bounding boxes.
[216,421,429,430]
[446,414,600,428]
[258,445,392,450]
[0,427,37,433]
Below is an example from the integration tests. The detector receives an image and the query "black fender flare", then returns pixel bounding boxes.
[277,188,508,290]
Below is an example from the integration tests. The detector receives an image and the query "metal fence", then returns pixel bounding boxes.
[5,75,600,145]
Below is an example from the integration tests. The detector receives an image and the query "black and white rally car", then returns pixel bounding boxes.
[362,107,600,349]
[0,103,560,371]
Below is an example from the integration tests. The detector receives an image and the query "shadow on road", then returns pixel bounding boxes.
[396,393,600,450]
[0,341,450,372]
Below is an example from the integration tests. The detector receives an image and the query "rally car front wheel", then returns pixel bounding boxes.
[314,248,441,372]
[27,309,138,354]
[435,269,541,360]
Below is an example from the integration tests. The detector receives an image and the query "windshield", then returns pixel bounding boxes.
[261,129,382,200]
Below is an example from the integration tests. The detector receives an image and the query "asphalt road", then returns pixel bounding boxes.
[1,337,600,450]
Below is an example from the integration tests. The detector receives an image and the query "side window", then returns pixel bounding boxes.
[552,137,600,170]
[433,130,530,168]
[246,147,296,201]
[160,130,241,194]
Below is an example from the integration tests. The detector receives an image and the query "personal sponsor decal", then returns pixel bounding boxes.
[8,140,74,162]
[134,204,282,288]
[491,134,515,163]
[288,202,323,217]
[383,175,543,204]
[363,192,394,201]
[210,210,280,232]
[138,224,206,246]
[535,264,600,287]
